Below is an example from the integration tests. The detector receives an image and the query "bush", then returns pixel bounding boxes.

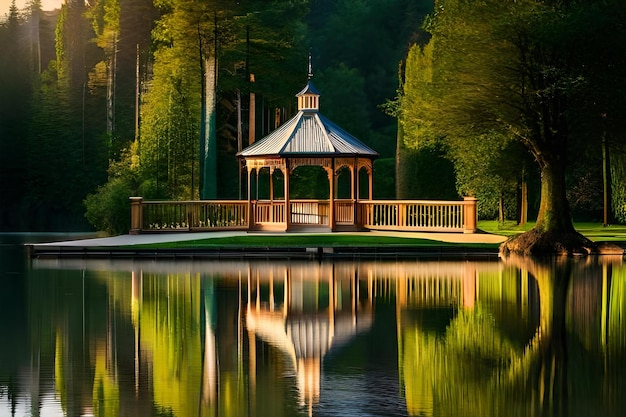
[84,176,134,235]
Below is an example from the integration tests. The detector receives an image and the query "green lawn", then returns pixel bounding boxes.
[127,234,498,250]
[478,220,626,242]
[121,221,626,250]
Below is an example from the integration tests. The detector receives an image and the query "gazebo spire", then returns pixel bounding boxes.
[297,53,320,112]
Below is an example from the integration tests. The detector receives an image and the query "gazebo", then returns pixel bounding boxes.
[129,80,477,235]
[237,81,379,231]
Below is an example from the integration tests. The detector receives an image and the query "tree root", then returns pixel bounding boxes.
[499,228,599,257]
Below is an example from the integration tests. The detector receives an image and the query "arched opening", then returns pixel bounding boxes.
[290,166,329,199]
[256,167,271,200]
[272,169,285,200]
[359,166,371,200]
[336,166,352,199]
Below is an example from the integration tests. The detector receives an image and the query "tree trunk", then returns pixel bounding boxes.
[535,158,575,234]
[201,53,218,199]
[395,120,406,199]
[518,166,528,225]
[106,33,117,142]
[602,133,611,227]
[500,155,596,255]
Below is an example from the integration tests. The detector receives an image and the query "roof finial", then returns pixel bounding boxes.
[308,50,313,80]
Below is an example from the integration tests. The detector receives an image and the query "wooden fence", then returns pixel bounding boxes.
[130,197,477,233]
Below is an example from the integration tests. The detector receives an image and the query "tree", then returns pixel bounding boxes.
[402,0,626,255]
[141,0,308,200]
[0,1,31,228]
[308,0,434,157]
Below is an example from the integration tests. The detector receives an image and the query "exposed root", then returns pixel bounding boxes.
[499,228,598,257]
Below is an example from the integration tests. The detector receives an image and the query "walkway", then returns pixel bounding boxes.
[26,230,508,260]
[30,230,507,248]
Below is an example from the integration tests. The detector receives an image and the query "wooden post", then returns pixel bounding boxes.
[248,167,254,230]
[129,197,143,234]
[269,167,275,222]
[329,161,335,230]
[463,196,478,233]
[284,163,291,231]
[368,167,373,200]
[353,159,358,227]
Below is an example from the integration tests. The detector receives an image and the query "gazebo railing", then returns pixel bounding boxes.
[290,200,330,226]
[358,198,477,233]
[132,198,248,232]
[255,200,286,224]
[130,197,477,233]
[335,199,355,225]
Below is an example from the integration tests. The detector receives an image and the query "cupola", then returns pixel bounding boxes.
[296,81,321,111]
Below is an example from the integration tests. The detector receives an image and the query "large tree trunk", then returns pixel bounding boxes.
[535,158,575,234]
[501,155,596,256]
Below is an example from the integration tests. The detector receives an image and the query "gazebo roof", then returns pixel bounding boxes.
[237,82,378,159]
[296,80,321,96]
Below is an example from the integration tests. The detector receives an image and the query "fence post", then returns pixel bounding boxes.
[129,197,143,234]
[463,196,478,233]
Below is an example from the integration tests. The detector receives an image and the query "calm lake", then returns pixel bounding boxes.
[1,234,625,417]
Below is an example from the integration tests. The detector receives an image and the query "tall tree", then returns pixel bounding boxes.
[403,0,626,254]
[389,40,457,202]
[141,0,307,201]
[87,0,156,156]
[0,1,31,228]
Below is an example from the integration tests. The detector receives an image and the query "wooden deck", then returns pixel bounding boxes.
[130,197,478,234]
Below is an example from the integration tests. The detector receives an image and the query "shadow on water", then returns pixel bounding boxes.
[1,240,625,416]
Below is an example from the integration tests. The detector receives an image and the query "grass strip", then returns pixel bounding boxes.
[126,234,499,250]
[478,220,626,242]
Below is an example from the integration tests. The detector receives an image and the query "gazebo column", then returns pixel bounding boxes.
[353,158,359,227]
[247,167,255,230]
[329,159,335,230]
[368,167,373,200]
[284,162,291,231]
[269,167,275,201]
[269,167,275,222]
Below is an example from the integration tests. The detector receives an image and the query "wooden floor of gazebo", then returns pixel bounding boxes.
[129,197,478,234]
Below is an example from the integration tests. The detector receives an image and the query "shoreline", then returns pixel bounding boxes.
[25,230,507,260]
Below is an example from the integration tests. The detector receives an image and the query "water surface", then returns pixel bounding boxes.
[1,236,625,416]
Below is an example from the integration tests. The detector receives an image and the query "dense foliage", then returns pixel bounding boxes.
[394,0,626,243]
[0,0,427,233]
[1,0,625,236]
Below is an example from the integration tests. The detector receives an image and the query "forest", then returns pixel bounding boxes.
[1,0,625,238]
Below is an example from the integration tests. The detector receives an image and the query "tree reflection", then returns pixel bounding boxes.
[399,255,626,417]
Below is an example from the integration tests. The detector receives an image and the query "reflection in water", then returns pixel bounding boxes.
[0,249,625,416]
[246,262,373,415]
[398,255,626,417]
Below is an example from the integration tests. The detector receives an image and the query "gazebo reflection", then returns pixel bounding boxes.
[244,261,374,413]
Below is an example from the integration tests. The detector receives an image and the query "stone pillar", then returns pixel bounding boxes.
[463,196,478,233]
[129,197,143,234]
